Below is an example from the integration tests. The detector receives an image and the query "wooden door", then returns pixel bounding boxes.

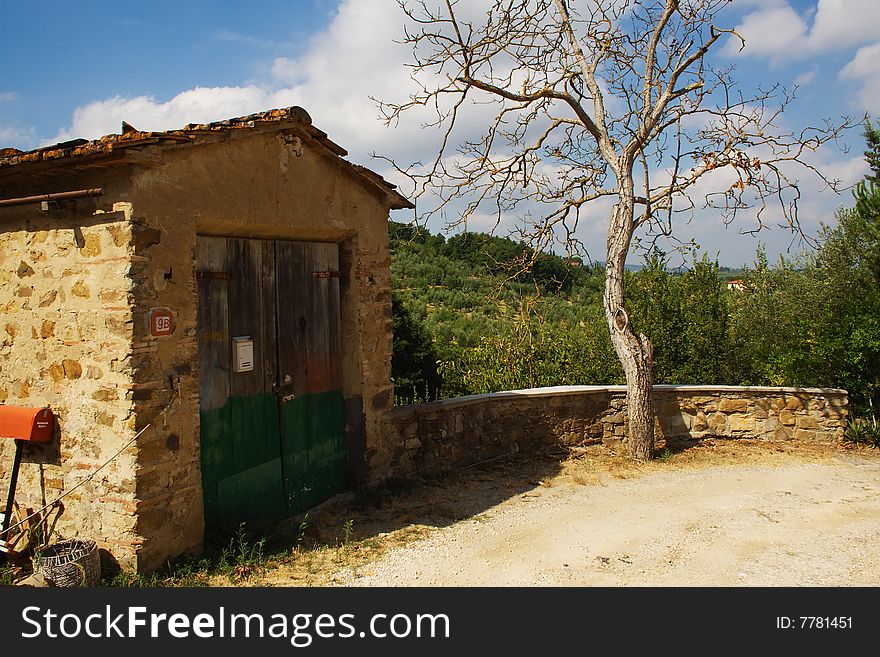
[197,236,345,527]
[275,241,346,512]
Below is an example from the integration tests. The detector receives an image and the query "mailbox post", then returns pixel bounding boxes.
[0,407,54,543]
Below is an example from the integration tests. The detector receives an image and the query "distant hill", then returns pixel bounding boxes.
[594,262,642,272]
[389,222,604,336]
[389,221,606,346]
[388,222,747,402]
[389,221,613,401]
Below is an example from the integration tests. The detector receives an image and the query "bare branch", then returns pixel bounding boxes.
[643,0,680,126]
[378,0,854,461]
[553,0,618,165]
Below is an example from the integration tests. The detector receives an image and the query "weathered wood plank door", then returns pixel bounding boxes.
[197,236,345,527]
[275,241,345,512]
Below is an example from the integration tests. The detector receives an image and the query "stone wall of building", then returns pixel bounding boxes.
[124,131,397,571]
[0,189,142,566]
[378,385,849,481]
[1,126,400,573]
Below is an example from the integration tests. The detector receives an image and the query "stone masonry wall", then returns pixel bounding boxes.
[124,132,397,571]
[1,125,401,573]
[0,199,140,565]
[378,385,848,481]
[124,197,204,573]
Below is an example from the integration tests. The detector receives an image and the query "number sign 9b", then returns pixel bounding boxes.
[148,308,176,337]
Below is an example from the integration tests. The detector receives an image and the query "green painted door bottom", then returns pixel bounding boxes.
[197,237,346,529]
[200,390,346,526]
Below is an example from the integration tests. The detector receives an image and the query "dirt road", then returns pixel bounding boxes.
[336,446,880,586]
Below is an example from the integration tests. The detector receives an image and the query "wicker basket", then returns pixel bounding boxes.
[36,539,101,587]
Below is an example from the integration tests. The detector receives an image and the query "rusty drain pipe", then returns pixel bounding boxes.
[0,188,105,208]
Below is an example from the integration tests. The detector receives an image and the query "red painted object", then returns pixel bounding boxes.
[0,406,54,442]
[1,406,55,543]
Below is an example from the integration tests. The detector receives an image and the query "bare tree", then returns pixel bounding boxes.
[378,0,851,460]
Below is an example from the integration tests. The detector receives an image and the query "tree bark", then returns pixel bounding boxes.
[604,184,656,461]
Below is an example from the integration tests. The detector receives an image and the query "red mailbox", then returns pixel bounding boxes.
[0,406,54,443]
[1,406,54,543]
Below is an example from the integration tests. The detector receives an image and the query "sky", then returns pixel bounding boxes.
[1,0,877,267]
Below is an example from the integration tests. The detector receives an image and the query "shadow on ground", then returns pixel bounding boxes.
[263,435,730,552]
[266,445,571,553]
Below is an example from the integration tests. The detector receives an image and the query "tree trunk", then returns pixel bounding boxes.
[604,192,656,461]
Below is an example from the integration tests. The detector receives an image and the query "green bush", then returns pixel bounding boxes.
[845,418,880,448]
[391,293,442,404]
[388,132,880,413]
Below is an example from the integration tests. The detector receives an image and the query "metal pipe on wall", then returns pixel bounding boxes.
[0,188,105,208]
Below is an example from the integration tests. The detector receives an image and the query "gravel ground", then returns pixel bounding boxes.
[335,449,880,586]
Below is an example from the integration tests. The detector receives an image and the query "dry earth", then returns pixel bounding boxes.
[251,440,880,587]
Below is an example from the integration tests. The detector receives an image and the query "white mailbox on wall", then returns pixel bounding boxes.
[232,336,254,373]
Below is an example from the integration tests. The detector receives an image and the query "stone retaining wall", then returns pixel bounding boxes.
[378,385,848,481]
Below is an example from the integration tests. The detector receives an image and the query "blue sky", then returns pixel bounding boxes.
[1,0,877,267]
[0,1,335,142]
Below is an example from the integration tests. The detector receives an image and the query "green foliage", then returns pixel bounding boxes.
[678,256,732,383]
[728,131,880,418]
[440,315,622,395]
[627,252,685,382]
[811,196,880,414]
[0,564,16,586]
[102,523,271,587]
[296,513,310,546]
[389,220,607,398]
[727,250,812,386]
[716,125,880,419]
[845,418,880,448]
[388,126,880,423]
[851,180,880,284]
[218,522,266,574]
[864,119,880,183]
[725,171,880,417]
[389,220,446,250]
[394,222,585,296]
[341,519,354,548]
[391,292,442,404]
[626,252,732,384]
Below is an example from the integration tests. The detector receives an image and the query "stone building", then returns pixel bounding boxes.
[0,107,410,572]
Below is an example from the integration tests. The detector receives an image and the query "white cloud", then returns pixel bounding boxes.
[0,91,16,103]
[839,42,880,114]
[0,124,36,149]
[48,86,300,144]
[624,133,867,266]
[47,0,445,164]
[726,0,880,60]
[675,151,865,266]
[808,0,880,51]
[261,0,479,162]
[840,42,880,79]
[35,0,866,267]
[724,4,808,60]
[270,57,299,83]
[794,68,817,86]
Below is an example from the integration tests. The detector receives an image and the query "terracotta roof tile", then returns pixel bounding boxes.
[0,106,412,209]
